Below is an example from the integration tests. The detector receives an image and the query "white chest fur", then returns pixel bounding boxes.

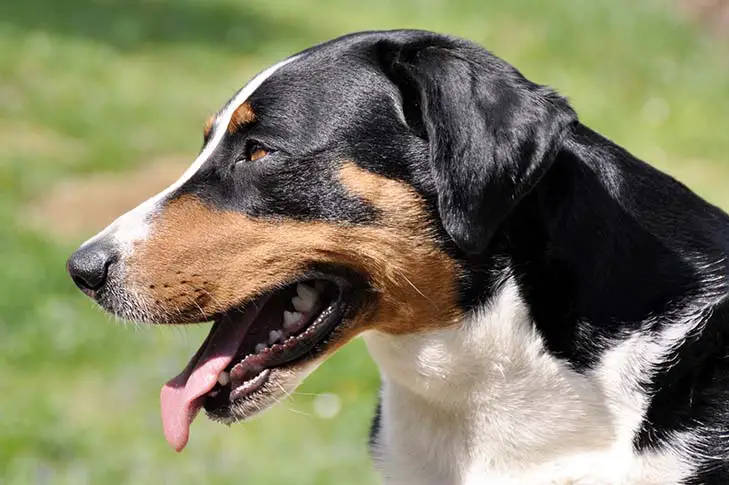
[362,282,693,485]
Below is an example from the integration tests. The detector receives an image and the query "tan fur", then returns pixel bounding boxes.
[203,115,214,139]
[128,162,461,338]
[227,102,256,133]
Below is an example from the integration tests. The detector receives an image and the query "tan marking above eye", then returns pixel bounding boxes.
[228,102,256,133]
[203,115,215,139]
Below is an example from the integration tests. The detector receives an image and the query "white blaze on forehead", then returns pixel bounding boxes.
[81,56,297,253]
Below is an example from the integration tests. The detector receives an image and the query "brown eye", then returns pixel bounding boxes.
[249,147,268,161]
[244,141,270,162]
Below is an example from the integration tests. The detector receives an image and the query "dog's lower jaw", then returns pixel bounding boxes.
[362,281,692,485]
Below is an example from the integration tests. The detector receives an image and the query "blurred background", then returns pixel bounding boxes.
[1,0,728,484]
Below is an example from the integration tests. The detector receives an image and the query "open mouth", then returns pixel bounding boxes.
[160,277,349,452]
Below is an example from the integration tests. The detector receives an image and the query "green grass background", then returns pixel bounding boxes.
[1,1,728,484]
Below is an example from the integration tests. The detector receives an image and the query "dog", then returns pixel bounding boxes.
[67,30,729,484]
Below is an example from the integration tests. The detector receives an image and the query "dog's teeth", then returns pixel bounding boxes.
[294,283,318,311]
[291,296,310,313]
[255,343,267,353]
[297,282,318,299]
[283,310,302,330]
[269,330,283,344]
[217,371,230,386]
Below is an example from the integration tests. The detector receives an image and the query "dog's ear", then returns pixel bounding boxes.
[375,35,577,254]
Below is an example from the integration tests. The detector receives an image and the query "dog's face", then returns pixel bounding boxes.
[67,30,576,451]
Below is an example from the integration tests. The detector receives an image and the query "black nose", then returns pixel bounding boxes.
[67,241,117,294]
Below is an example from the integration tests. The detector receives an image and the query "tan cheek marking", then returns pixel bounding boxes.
[336,163,462,335]
[128,163,461,336]
[203,115,215,139]
[227,102,256,133]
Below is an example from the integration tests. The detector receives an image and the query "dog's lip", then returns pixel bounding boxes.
[159,277,350,452]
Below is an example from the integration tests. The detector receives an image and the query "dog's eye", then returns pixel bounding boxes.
[242,141,270,162]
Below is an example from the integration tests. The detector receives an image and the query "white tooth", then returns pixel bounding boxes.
[291,296,313,313]
[295,283,318,310]
[269,330,283,344]
[255,343,267,353]
[283,310,301,329]
[217,371,230,386]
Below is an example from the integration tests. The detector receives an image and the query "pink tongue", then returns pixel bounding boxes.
[160,308,259,452]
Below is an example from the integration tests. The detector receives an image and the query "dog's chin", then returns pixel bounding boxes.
[206,361,320,425]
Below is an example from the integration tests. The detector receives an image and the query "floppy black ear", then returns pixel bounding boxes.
[376,35,577,254]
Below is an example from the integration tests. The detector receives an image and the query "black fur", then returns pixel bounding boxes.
[369,393,382,452]
[374,33,577,255]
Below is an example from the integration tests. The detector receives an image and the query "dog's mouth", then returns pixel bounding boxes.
[160,277,350,452]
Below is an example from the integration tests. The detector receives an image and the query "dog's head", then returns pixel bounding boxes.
[67,30,575,451]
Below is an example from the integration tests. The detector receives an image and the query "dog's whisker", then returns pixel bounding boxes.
[270,382,314,417]
[283,405,313,417]
[288,391,325,397]
[197,288,227,315]
[399,273,436,308]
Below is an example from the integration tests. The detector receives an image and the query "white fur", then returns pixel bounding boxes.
[363,280,698,484]
[81,56,297,254]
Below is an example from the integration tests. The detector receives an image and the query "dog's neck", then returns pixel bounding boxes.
[363,279,701,484]
[363,281,616,484]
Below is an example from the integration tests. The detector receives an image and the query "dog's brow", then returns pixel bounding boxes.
[227,103,256,134]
